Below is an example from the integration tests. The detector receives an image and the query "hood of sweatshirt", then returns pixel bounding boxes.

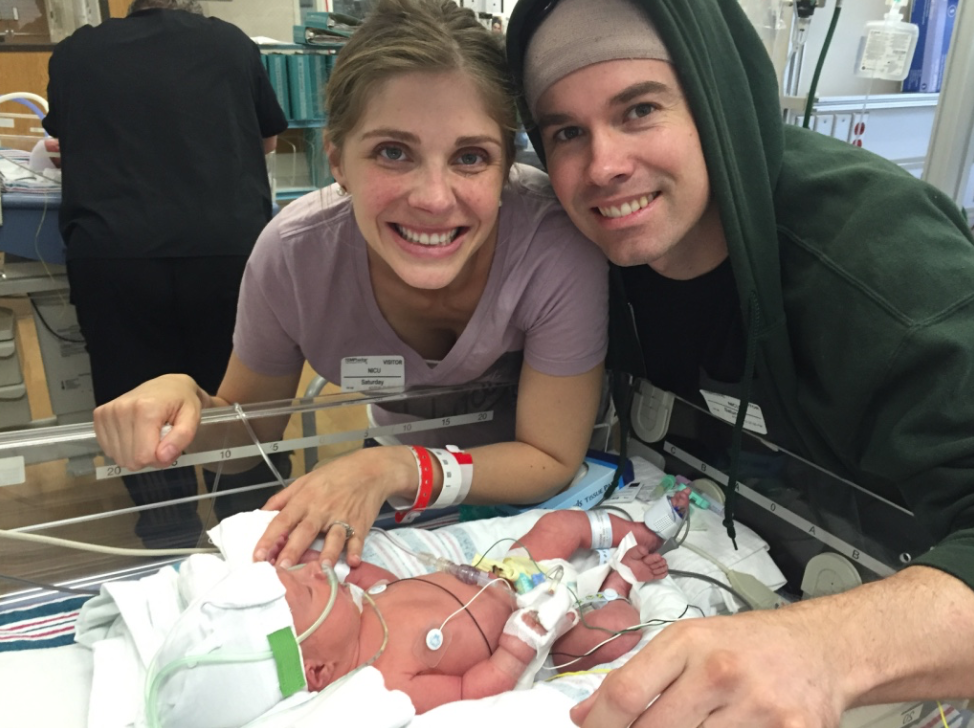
[508,0,785,338]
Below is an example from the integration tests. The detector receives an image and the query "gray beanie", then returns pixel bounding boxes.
[523,0,671,118]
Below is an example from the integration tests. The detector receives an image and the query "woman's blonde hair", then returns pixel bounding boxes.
[325,0,517,172]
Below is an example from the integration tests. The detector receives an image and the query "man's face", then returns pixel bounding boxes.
[536,59,726,279]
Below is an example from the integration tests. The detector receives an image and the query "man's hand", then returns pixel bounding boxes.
[573,565,974,727]
[571,607,844,728]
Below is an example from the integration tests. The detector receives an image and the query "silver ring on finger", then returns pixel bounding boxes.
[328,520,356,541]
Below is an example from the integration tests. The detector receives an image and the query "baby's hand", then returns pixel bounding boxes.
[670,488,690,517]
[620,544,669,582]
[503,605,578,655]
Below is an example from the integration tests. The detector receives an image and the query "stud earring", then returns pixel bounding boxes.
[336,184,349,197]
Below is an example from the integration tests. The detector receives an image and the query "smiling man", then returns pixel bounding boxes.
[507,0,974,726]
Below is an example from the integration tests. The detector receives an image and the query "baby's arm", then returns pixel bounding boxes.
[515,491,690,560]
[400,630,541,714]
[399,596,578,714]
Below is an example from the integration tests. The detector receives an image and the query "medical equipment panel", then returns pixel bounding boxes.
[633,392,933,595]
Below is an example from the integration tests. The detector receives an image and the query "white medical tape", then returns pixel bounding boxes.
[607,532,640,587]
[503,609,554,654]
[587,510,613,550]
[503,577,579,690]
[502,599,577,654]
[347,583,364,613]
[643,495,684,541]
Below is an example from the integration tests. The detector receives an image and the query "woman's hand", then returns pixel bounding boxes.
[253,446,419,569]
[93,374,206,470]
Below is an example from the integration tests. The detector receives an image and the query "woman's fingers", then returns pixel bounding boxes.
[154,402,200,465]
[254,448,404,568]
[253,505,303,563]
[318,523,353,567]
[93,375,201,470]
[262,482,298,512]
[344,533,365,567]
[274,518,326,569]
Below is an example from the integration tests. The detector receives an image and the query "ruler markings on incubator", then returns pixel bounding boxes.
[95,411,492,480]
[664,442,895,578]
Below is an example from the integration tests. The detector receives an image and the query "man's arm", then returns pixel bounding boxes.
[263,135,277,155]
[248,41,288,139]
[42,43,66,138]
[571,565,974,728]
[841,566,974,703]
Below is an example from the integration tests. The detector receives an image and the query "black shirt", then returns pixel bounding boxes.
[43,9,288,260]
[619,258,746,401]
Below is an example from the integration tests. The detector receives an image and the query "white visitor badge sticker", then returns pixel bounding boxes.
[699,390,768,435]
[341,356,405,391]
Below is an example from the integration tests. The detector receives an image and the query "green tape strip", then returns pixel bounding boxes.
[267,627,307,698]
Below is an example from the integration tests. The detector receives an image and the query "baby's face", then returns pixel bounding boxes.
[276,564,362,651]
[274,565,364,691]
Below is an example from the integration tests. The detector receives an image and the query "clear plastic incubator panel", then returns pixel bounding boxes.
[644,394,934,593]
[0,380,515,609]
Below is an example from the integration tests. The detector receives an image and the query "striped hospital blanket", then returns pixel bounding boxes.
[0,596,90,652]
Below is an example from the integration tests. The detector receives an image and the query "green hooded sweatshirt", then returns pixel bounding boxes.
[507,0,974,589]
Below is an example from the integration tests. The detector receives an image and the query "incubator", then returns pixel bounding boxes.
[0,379,969,728]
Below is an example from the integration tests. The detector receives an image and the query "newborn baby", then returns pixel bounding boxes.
[283,505,686,710]
[149,495,688,726]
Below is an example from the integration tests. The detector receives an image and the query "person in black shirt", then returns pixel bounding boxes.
[43,0,288,546]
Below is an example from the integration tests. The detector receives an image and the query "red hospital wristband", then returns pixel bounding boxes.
[395,445,434,524]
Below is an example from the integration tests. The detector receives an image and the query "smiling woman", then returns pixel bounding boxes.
[327,69,506,295]
[92,0,610,577]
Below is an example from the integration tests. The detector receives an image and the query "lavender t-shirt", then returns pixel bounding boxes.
[234,164,608,446]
